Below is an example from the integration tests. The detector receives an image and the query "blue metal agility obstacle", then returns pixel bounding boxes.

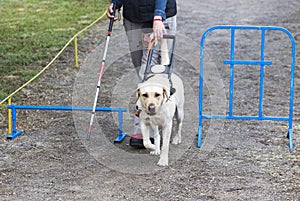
[198,25,296,150]
[7,104,127,143]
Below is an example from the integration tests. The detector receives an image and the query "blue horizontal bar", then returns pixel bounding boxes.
[224,60,272,66]
[7,104,127,112]
[204,25,294,33]
[202,115,289,121]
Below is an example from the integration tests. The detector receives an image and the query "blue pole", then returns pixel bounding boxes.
[198,27,210,148]
[7,105,23,139]
[229,28,235,117]
[258,29,266,118]
[114,109,127,143]
[11,105,17,134]
[287,28,296,150]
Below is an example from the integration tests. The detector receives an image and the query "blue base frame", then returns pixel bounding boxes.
[7,130,23,140]
[114,132,127,143]
[7,104,127,142]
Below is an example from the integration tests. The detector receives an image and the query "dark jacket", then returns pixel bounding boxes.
[113,0,177,23]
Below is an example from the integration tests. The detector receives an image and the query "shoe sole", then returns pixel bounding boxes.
[129,137,154,148]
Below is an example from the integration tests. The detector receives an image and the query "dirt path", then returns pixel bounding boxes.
[1,0,300,200]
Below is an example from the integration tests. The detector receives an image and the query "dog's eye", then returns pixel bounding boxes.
[155,93,161,98]
[142,94,148,98]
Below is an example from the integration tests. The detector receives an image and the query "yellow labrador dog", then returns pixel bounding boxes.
[136,71,184,166]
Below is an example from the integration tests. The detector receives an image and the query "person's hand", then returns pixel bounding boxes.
[106,3,118,20]
[153,16,166,40]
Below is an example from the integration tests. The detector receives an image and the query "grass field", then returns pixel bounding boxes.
[0,0,109,101]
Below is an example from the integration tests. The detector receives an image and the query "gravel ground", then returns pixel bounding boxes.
[1,0,300,200]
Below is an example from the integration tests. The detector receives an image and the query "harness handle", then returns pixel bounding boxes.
[142,34,176,96]
[143,35,176,78]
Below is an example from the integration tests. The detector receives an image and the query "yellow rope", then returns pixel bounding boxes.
[74,36,79,68]
[0,10,107,105]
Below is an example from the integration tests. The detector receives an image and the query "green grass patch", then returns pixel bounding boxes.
[0,0,109,102]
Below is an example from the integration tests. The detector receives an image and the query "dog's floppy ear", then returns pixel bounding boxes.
[135,88,141,103]
[163,87,170,101]
[135,88,143,109]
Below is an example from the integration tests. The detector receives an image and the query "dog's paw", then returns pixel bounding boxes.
[144,142,156,151]
[171,136,181,145]
[157,158,168,167]
[150,149,160,155]
[145,146,156,152]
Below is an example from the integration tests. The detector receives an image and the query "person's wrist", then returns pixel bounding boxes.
[153,16,163,21]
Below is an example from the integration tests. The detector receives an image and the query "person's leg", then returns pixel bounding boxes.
[165,15,177,35]
[123,18,144,76]
[164,15,177,57]
[123,19,144,136]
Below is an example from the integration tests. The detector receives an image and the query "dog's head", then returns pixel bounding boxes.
[136,83,169,115]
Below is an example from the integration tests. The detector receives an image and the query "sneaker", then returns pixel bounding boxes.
[129,134,154,148]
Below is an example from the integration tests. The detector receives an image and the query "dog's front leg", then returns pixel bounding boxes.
[171,109,184,145]
[157,122,172,166]
[171,121,182,145]
[140,121,156,151]
[150,125,160,155]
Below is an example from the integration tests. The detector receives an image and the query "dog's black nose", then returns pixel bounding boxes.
[148,104,155,113]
